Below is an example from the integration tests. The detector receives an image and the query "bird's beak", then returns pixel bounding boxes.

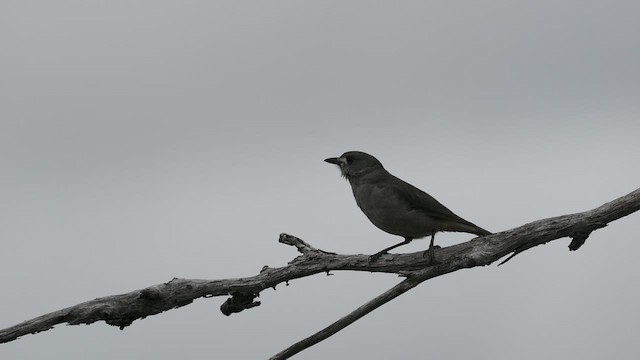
[324,157,343,165]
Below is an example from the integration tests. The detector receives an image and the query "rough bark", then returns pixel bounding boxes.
[1,188,639,359]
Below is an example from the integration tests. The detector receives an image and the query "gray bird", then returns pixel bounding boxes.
[325,151,491,262]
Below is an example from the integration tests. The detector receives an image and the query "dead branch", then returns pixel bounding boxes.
[1,187,639,360]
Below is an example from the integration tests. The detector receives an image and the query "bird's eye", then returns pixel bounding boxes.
[345,156,352,164]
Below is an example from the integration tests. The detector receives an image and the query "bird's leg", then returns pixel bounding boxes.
[369,237,413,261]
[422,233,437,263]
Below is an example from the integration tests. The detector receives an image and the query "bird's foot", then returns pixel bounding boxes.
[422,246,441,265]
[368,251,388,262]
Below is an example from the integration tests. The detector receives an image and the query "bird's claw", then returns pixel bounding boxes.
[368,252,386,262]
[422,247,440,264]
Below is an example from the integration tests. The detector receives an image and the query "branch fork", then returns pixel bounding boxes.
[1,188,639,360]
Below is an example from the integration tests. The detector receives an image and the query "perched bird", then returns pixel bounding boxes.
[324,151,491,262]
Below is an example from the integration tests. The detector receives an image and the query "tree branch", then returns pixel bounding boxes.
[269,259,471,360]
[1,188,639,359]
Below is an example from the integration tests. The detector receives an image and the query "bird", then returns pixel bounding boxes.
[324,151,491,262]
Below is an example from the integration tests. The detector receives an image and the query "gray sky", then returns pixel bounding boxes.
[1,1,639,359]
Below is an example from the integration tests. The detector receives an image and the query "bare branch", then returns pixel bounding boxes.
[0,237,436,344]
[267,187,640,358]
[1,187,638,358]
[269,259,472,360]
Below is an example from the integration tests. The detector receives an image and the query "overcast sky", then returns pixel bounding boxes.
[1,1,639,359]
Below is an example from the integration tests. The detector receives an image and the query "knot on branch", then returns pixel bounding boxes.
[105,317,136,330]
[139,286,164,301]
[568,220,607,251]
[220,292,260,316]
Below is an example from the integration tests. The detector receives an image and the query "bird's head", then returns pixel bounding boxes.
[324,151,384,180]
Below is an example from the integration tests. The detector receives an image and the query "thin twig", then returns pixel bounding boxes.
[269,260,470,360]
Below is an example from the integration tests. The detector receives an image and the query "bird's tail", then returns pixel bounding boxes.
[440,219,491,236]
[473,226,491,236]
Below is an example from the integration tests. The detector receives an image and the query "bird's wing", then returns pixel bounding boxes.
[389,175,474,225]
